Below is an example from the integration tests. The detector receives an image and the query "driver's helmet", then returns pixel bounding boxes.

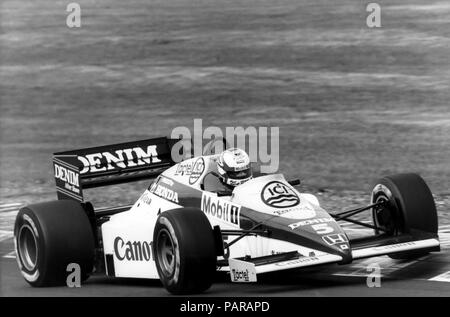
[217,148,253,187]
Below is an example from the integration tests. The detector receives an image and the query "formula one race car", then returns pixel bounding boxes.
[14,137,440,294]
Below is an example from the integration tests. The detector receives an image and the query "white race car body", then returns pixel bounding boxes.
[15,135,440,292]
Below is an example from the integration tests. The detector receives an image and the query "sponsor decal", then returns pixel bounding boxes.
[201,193,241,226]
[272,205,316,219]
[231,269,251,282]
[113,237,153,261]
[139,193,152,205]
[273,209,292,216]
[54,162,81,194]
[322,234,348,245]
[189,157,205,184]
[275,256,319,267]
[373,241,415,251]
[149,183,179,204]
[261,181,300,208]
[174,157,205,185]
[174,162,193,176]
[160,176,174,186]
[77,145,161,174]
[289,217,334,230]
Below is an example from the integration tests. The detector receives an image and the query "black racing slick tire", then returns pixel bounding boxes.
[14,200,95,286]
[153,208,217,295]
[371,173,438,259]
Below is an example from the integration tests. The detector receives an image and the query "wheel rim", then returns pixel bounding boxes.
[156,229,176,277]
[18,225,38,271]
[373,194,396,234]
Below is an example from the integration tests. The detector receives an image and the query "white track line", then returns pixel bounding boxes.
[3,251,16,259]
[438,232,450,249]
[0,203,23,208]
[332,256,423,278]
[333,272,377,277]
[0,203,22,213]
[0,230,13,243]
[0,208,21,213]
[429,271,450,283]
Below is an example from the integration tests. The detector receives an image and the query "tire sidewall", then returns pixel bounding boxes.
[14,208,49,286]
[371,182,403,235]
[153,208,216,294]
[372,174,437,236]
[14,201,95,287]
[154,215,183,290]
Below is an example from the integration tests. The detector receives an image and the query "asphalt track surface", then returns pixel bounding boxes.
[1,204,450,297]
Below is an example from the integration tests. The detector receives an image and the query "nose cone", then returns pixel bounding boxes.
[320,231,353,263]
[285,212,353,262]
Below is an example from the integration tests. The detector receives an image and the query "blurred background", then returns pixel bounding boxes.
[0,0,449,212]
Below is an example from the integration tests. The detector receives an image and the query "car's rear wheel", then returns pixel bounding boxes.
[371,173,438,259]
[14,200,95,286]
[153,208,217,295]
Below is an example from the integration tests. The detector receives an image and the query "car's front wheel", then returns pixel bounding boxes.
[371,173,439,259]
[153,208,217,295]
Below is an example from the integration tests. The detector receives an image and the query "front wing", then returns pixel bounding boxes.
[228,237,440,282]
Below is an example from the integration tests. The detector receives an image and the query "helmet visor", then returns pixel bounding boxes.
[227,168,252,180]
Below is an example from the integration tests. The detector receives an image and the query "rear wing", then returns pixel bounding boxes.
[52,137,180,201]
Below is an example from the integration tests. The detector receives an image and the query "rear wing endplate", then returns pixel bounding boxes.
[52,137,180,201]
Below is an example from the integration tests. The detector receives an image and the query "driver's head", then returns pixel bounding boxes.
[217,148,253,187]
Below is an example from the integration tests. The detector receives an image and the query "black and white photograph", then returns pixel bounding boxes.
[0,0,449,303]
